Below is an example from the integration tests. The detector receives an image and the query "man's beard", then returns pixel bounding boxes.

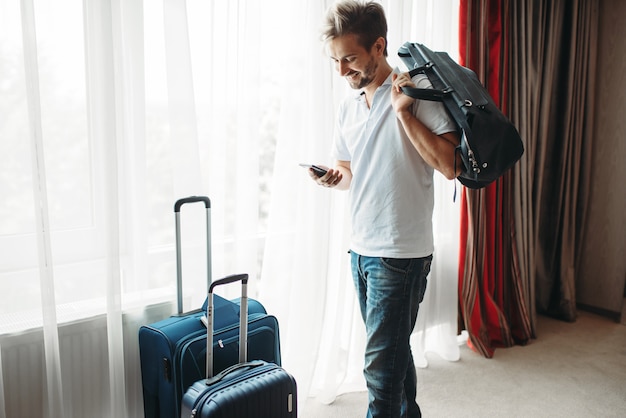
[347,57,378,90]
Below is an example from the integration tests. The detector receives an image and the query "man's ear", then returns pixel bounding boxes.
[373,37,386,56]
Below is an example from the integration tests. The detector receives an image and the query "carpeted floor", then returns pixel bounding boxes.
[300,308,626,418]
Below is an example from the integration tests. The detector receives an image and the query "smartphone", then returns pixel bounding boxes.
[299,163,328,177]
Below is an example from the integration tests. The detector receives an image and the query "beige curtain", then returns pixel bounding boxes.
[509,0,598,324]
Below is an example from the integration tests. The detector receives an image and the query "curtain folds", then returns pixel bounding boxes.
[509,0,598,322]
[21,0,66,415]
[458,0,598,358]
[458,0,533,358]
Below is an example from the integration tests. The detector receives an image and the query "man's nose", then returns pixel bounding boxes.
[337,61,350,76]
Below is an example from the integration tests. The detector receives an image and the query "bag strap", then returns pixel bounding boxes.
[403,69,447,102]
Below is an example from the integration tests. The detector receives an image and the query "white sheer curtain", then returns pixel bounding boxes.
[261,0,461,404]
[0,0,458,417]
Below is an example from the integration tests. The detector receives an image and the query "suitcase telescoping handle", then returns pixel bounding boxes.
[206,273,248,379]
[174,196,212,315]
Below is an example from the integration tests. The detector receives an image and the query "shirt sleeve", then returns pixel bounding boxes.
[411,74,457,136]
[331,100,352,161]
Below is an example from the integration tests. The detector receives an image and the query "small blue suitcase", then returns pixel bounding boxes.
[180,274,297,418]
[138,197,281,418]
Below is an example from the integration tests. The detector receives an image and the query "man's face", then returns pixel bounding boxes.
[327,34,378,90]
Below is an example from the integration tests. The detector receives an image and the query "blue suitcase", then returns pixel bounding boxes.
[138,197,281,418]
[180,274,297,418]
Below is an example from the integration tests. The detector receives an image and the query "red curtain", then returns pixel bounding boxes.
[457,0,533,358]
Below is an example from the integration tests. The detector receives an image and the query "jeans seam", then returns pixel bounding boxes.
[389,275,409,418]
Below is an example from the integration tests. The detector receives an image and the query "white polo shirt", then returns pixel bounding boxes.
[332,68,455,258]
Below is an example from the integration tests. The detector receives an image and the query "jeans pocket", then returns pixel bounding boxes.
[380,257,411,273]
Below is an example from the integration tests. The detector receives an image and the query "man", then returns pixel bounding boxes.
[309,1,461,417]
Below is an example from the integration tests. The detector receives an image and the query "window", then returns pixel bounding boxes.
[0,0,283,332]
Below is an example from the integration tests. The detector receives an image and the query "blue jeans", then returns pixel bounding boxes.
[351,252,432,418]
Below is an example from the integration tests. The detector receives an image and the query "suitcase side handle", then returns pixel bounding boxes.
[207,273,249,379]
[174,196,212,315]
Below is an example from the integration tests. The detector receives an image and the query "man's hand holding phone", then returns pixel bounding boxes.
[300,163,343,188]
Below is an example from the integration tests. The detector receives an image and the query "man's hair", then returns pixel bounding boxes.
[321,0,388,56]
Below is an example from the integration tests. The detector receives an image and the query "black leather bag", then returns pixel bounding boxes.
[398,42,524,189]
